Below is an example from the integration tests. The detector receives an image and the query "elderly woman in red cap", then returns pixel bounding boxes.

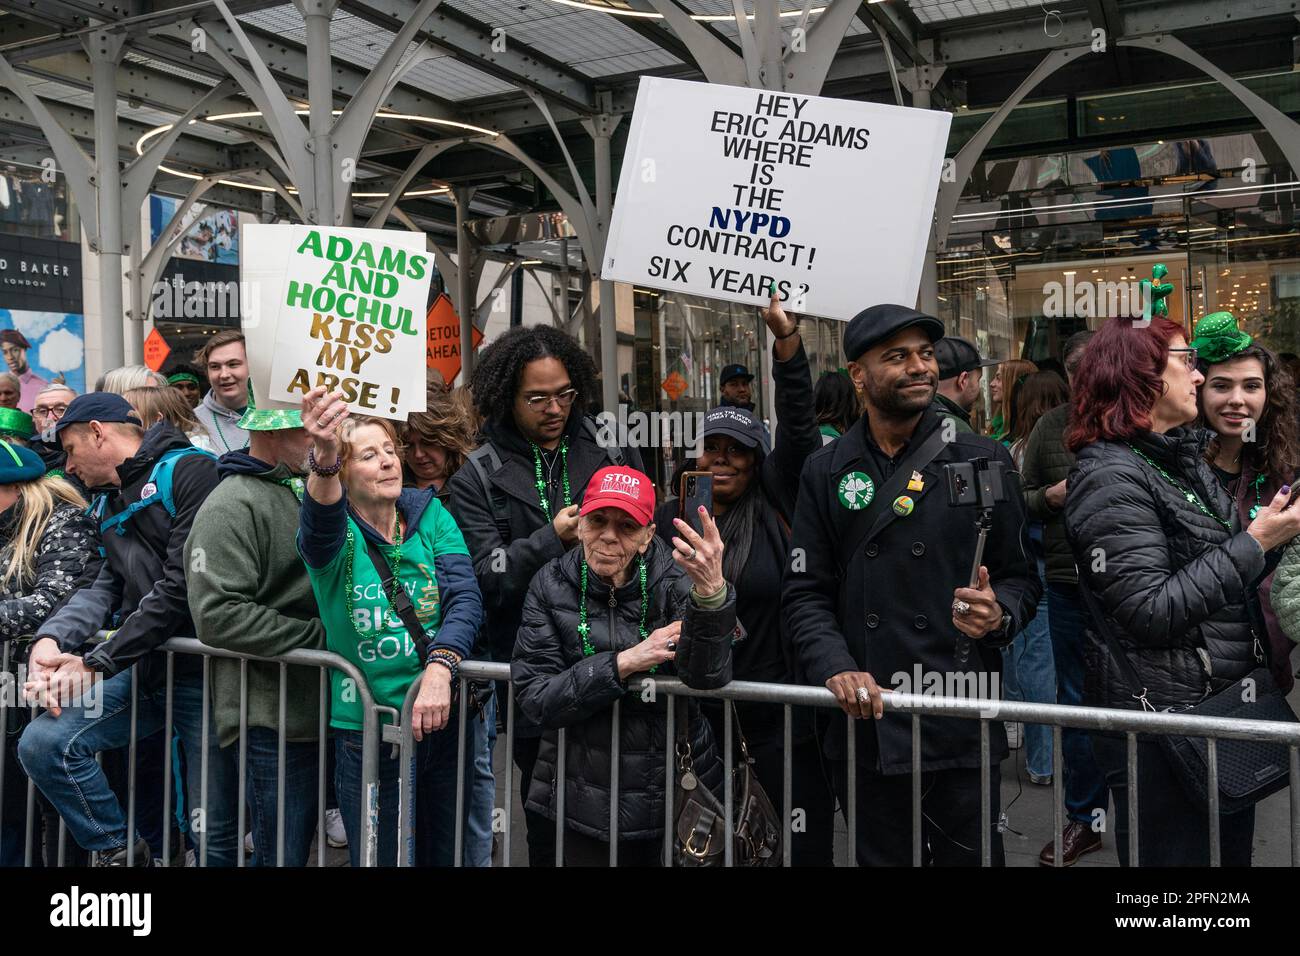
[512,465,735,866]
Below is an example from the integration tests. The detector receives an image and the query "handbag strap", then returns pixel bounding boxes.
[363,534,432,664]
[1076,579,1155,712]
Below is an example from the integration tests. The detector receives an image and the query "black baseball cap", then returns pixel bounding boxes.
[719,364,755,386]
[701,405,771,456]
[54,393,142,445]
[934,336,1001,380]
[843,304,944,362]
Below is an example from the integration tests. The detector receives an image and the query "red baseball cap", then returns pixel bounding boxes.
[579,466,656,526]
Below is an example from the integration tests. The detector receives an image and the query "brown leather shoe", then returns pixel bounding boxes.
[1038,821,1102,867]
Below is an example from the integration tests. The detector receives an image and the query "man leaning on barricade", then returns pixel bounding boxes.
[16,393,239,866]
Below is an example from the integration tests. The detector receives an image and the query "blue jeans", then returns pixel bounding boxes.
[1047,582,1110,824]
[417,696,489,866]
[17,669,239,865]
[1001,558,1056,778]
[465,693,497,867]
[241,728,320,867]
[335,728,439,867]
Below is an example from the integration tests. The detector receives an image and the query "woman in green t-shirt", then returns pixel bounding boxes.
[298,386,484,866]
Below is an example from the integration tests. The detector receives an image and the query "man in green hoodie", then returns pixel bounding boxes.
[185,399,325,866]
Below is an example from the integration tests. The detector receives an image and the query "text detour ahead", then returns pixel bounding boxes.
[602,76,952,321]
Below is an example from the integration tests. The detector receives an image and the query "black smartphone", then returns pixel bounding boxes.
[679,471,713,536]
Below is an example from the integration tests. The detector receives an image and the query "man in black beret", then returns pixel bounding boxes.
[783,303,1040,866]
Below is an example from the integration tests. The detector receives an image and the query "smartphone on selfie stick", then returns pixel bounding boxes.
[679,471,713,536]
[944,458,1010,667]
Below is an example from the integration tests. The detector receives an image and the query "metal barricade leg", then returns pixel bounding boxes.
[979,719,990,868]
[454,675,468,868]
[199,655,211,867]
[1051,725,1063,868]
[1126,732,1139,867]
[277,663,287,868]
[504,685,514,868]
[1206,737,1220,868]
[397,690,414,869]
[318,667,328,869]
[125,668,139,866]
[782,705,792,869]
[609,699,620,867]
[663,692,674,868]
[0,641,9,864]
[723,702,733,868]
[237,659,247,868]
[162,653,174,867]
[1291,746,1300,868]
[845,716,855,867]
[554,727,566,867]
[911,713,921,868]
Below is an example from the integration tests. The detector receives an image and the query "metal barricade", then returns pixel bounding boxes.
[382,660,1300,868]
[0,636,387,867]
[9,636,1300,867]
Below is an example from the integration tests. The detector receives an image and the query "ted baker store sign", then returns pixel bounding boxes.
[0,254,73,288]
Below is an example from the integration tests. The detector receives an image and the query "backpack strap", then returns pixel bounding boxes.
[581,416,624,466]
[100,446,217,537]
[467,442,511,543]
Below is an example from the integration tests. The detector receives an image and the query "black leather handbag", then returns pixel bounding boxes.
[673,702,782,867]
[1080,584,1298,814]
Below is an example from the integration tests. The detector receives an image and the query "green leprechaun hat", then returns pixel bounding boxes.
[1189,311,1252,365]
[237,382,303,431]
[0,407,35,441]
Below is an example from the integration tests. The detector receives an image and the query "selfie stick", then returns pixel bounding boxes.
[955,506,994,667]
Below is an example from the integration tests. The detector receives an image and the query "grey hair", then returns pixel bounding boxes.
[35,382,77,401]
[99,365,168,395]
[0,371,19,391]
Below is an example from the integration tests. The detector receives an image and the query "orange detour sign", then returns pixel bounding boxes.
[661,369,688,401]
[144,328,171,372]
[426,293,483,382]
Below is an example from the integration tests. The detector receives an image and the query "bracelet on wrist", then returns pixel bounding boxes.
[428,656,458,682]
[308,445,342,477]
[428,648,461,682]
[774,324,800,341]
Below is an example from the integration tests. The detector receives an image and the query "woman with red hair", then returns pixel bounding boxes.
[1064,316,1300,866]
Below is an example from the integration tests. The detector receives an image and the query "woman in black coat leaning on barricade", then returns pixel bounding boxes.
[512,464,735,866]
[1064,316,1300,867]
[653,289,835,865]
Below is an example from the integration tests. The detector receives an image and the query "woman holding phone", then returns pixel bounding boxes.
[653,289,832,865]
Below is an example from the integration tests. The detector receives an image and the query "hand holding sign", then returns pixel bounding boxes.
[301,386,349,459]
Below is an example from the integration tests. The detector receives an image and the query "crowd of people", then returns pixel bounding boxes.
[1,300,1299,868]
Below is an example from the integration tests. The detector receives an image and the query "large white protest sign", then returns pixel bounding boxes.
[243,224,430,419]
[602,77,951,321]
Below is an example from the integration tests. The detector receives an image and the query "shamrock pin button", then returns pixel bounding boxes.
[837,471,875,510]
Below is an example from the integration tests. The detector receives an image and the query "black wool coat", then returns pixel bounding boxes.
[511,536,735,842]
[782,407,1041,774]
[1064,428,1266,712]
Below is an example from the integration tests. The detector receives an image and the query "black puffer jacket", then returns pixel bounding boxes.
[512,536,736,842]
[1065,427,1266,711]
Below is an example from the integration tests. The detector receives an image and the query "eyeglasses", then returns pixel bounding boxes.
[1168,347,1199,370]
[524,388,578,411]
[32,403,69,419]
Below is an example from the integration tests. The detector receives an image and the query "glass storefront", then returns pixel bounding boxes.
[938,130,1300,366]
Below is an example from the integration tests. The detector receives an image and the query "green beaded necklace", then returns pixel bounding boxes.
[1126,443,1230,530]
[1248,473,1267,520]
[343,505,403,637]
[531,438,571,520]
[577,555,652,669]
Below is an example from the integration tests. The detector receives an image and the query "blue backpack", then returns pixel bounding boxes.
[89,446,217,540]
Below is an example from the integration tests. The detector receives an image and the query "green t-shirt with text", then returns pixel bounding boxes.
[304,499,469,730]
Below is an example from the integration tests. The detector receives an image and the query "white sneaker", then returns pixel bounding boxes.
[325,808,347,848]
[244,831,255,855]
[1005,721,1023,750]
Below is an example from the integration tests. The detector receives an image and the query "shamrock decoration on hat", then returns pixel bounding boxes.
[1189,311,1252,365]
